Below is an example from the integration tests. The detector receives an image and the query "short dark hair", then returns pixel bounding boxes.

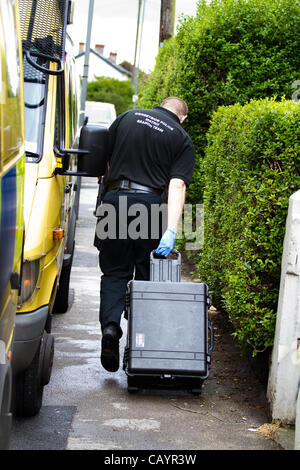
[161,97,188,116]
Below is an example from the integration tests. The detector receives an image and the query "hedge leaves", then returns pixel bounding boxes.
[139,0,300,204]
[199,99,300,355]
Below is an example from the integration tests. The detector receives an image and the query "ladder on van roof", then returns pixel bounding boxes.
[18,0,72,75]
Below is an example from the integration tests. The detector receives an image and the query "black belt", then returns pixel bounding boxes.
[108,179,161,195]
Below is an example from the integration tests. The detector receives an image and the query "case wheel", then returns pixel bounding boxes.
[189,378,203,395]
[127,376,139,393]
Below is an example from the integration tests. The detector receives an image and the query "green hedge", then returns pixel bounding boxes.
[197,98,300,355]
[87,77,134,115]
[138,0,300,203]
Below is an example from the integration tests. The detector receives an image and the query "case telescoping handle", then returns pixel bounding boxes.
[151,249,181,261]
[150,250,181,282]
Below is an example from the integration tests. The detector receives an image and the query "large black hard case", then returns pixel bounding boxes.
[123,251,213,393]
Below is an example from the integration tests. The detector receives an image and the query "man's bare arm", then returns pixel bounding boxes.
[155,178,186,256]
[167,178,186,233]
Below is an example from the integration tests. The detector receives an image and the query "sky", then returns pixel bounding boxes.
[68,0,199,73]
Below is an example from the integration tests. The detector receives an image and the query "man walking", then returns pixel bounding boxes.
[97,97,195,372]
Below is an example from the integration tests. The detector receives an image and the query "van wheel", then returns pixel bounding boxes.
[0,364,12,449]
[53,263,72,313]
[15,341,44,417]
[40,332,54,386]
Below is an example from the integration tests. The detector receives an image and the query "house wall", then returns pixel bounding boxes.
[76,53,129,82]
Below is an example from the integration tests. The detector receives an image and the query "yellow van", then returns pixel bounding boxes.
[0,0,25,448]
[12,0,81,417]
[12,0,109,418]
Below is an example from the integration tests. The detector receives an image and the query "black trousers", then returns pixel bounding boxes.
[98,190,164,335]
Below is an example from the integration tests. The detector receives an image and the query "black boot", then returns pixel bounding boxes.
[101,324,121,372]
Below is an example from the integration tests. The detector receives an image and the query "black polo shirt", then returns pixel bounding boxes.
[106,106,195,192]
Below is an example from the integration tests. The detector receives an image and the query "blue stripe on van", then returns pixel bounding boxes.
[0,166,17,299]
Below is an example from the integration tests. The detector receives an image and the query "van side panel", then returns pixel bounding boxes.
[0,0,25,449]
[0,0,25,351]
[12,5,81,418]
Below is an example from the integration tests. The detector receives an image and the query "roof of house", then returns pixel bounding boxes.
[75,48,132,77]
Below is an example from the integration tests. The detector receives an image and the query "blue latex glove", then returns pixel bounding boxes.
[155,228,176,257]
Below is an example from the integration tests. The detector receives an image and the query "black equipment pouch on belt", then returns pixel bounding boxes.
[93,175,107,250]
[94,176,107,214]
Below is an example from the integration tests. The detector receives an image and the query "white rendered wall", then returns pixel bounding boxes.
[76,54,128,82]
[295,389,300,449]
[267,190,300,425]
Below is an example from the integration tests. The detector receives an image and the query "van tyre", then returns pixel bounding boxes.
[40,332,54,386]
[54,230,75,314]
[0,364,12,449]
[53,263,72,313]
[15,340,44,417]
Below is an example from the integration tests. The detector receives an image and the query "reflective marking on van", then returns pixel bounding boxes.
[0,165,17,299]
[0,340,6,364]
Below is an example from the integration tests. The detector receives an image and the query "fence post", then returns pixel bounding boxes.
[267,190,300,425]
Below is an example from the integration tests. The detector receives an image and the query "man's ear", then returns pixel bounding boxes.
[179,115,187,124]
